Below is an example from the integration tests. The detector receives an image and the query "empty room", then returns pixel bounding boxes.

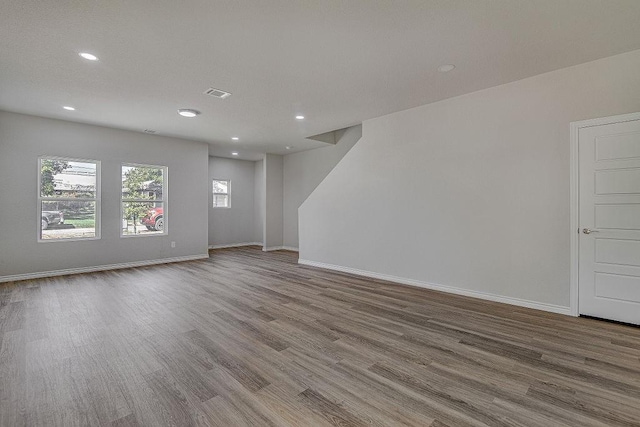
[2,1,640,426]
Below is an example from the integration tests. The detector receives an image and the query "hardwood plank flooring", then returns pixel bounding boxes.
[1,246,640,426]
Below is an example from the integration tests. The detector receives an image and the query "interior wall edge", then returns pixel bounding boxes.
[208,242,263,249]
[262,246,299,252]
[0,253,210,284]
[298,258,573,316]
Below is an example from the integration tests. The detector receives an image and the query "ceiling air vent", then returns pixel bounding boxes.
[203,88,232,99]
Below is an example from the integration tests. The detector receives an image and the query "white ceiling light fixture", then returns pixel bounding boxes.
[177,109,201,118]
[295,115,304,120]
[231,137,239,141]
[285,146,291,150]
[63,106,75,111]
[438,64,455,73]
[231,152,239,156]
[79,52,98,61]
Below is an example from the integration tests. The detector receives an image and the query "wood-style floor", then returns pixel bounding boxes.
[1,247,639,426]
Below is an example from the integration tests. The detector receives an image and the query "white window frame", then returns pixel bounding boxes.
[212,179,231,208]
[37,156,101,243]
[120,163,168,238]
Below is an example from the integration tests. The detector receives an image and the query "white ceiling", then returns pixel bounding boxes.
[1,1,640,161]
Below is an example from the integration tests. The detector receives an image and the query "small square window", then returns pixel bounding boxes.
[213,179,230,208]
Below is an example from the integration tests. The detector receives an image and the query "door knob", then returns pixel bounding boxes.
[582,228,599,234]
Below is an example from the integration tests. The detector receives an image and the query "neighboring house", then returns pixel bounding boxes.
[121,179,163,204]
[52,165,96,196]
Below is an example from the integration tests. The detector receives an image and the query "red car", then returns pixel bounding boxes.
[140,207,164,231]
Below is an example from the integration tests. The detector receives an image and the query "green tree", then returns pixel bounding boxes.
[40,160,69,196]
[123,167,163,233]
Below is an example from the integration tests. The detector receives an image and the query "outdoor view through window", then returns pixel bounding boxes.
[122,164,166,236]
[39,158,99,240]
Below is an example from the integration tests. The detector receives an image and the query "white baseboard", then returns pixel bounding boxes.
[262,246,299,252]
[298,259,572,316]
[0,254,210,283]
[209,242,263,250]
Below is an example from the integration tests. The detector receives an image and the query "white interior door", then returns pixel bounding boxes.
[578,116,640,325]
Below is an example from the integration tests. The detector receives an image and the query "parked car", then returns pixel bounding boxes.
[140,207,164,231]
[42,210,64,230]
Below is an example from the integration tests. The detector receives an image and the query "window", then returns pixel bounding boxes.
[212,179,230,208]
[38,157,100,241]
[121,164,167,236]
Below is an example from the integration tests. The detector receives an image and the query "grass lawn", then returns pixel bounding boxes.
[64,211,95,228]
[64,218,95,228]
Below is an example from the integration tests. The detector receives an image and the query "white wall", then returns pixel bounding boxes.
[0,111,209,279]
[254,159,264,245]
[208,156,257,247]
[300,49,640,311]
[263,154,283,249]
[283,125,362,249]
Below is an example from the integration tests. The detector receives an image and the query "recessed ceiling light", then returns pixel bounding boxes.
[438,64,455,73]
[295,115,305,120]
[285,146,291,150]
[231,152,239,156]
[63,106,75,111]
[79,52,98,61]
[231,137,239,141]
[177,109,201,118]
